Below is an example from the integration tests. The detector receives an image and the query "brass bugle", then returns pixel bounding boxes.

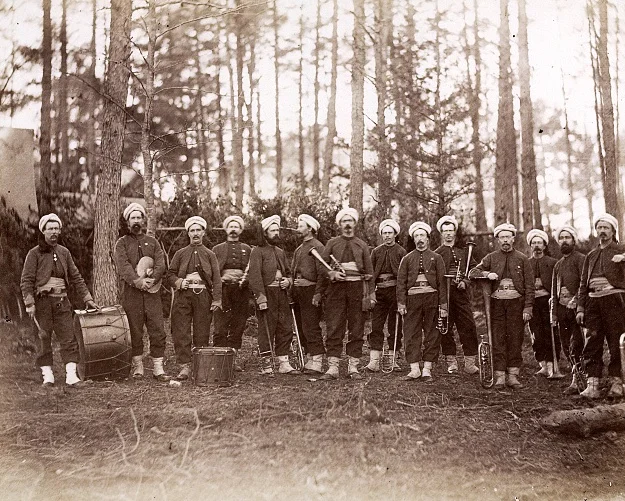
[464,241,476,280]
[308,247,333,271]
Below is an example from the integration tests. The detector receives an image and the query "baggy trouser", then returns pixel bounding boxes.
[582,293,625,378]
[529,295,560,363]
[369,286,402,352]
[292,285,325,356]
[171,289,213,365]
[491,297,524,372]
[256,287,293,357]
[213,283,251,350]
[123,287,166,358]
[555,303,584,364]
[439,287,478,357]
[324,281,366,358]
[403,292,439,364]
[34,295,78,366]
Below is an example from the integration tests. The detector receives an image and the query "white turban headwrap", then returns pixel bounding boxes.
[594,213,619,234]
[39,213,62,233]
[408,222,432,238]
[261,215,281,232]
[436,215,458,233]
[185,216,207,232]
[494,223,517,238]
[123,202,146,220]
[335,208,359,225]
[223,215,245,230]
[298,214,320,232]
[378,219,400,235]
[526,229,549,246]
[554,225,578,243]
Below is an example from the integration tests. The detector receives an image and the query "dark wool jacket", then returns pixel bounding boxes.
[371,243,406,282]
[469,249,535,312]
[212,241,252,273]
[322,235,374,296]
[248,244,290,305]
[551,251,585,303]
[528,255,557,295]
[291,238,327,297]
[434,244,478,288]
[114,233,166,292]
[577,241,625,313]
[396,249,447,308]
[165,244,222,304]
[21,243,93,307]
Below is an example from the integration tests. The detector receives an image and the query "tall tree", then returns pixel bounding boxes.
[517,0,542,230]
[350,0,366,213]
[234,0,246,208]
[58,0,69,187]
[560,67,576,222]
[247,34,257,195]
[85,0,98,186]
[272,0,284,194]
[494,0,517,226]
[597,0,622,237]
[39,0,52,214]
[374,0,392,215]
[298,11,306,195]
[322,0,338,195]
[93,0,133,305]
[311,0,322,190]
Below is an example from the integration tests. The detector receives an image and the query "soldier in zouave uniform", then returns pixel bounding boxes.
[114,203,170,381]
[576,213,625,399]
[248,215,297,375]
[469,223,534,389]
[434,215,479,375]
[396,222,448,382]
[291,214,326,374]
[212,215,252,370]
[550,225,586,395]
[365,219,406,372]
[320,208,375,380]
[166,216,222,381]
[20,213,99,387]
[526,229,559,378]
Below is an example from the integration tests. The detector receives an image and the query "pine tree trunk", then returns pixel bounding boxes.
[517,0,542,231]
[494,0,517,226]
[272,0,283,195]
[597,0,622,237]
[298,12,305,195]
[217,25,229,195]
[141,0,156,237]
[312,0,322,190]
[85,0,98,189]
[93,0,133,305]
[322,0,338,196]
[560,69,575,222]
[39,0,53,214]
[234,1,246,208]
[59,0,69,189]
[350,0,366,213]
[247,35,256,195]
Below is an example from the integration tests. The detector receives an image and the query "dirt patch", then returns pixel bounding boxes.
[1,320,624,500]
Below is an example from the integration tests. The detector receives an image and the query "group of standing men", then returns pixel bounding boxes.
[20,202,625,398]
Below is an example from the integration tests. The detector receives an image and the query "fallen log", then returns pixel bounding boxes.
[540,403,625,437]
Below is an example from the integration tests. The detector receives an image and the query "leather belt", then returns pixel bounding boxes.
[294,278,316,287]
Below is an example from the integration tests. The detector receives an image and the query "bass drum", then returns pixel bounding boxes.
[73,305,132,380]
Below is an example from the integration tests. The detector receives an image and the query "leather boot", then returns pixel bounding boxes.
[348,356,362,379]
[535,361,549,377]
[41,365,54,387]
[65,362,81,386]
[445,355,458,374]
[131,355,144,378]
[152,357,171,382]
[259,355,274,375]
[278,355,299,374]
[365,350,381,372]
[506,367,523,389]
[607,377,624,398]
[303,354,323,374]
[176,363,191,381]
[463,355,479,375]
[320,356,340,380]
[401,362,421,381]
[580,377,601,399]
[494,370,506,388]
[421,361,433,382]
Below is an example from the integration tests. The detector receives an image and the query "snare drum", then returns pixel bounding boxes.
[192,347,235,386]
[73,305,132,380]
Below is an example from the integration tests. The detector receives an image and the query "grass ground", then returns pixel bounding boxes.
[1,314,624,501]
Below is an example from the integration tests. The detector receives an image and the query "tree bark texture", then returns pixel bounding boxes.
[322,0,338,196]
[59,0,69,189]
[272,0,283,195]
[312,0,322,191]
[39,0,52,215]
[141,0,156,237]
[93,0,132,305]
[298,12,305,195]
[234,1,246,208]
